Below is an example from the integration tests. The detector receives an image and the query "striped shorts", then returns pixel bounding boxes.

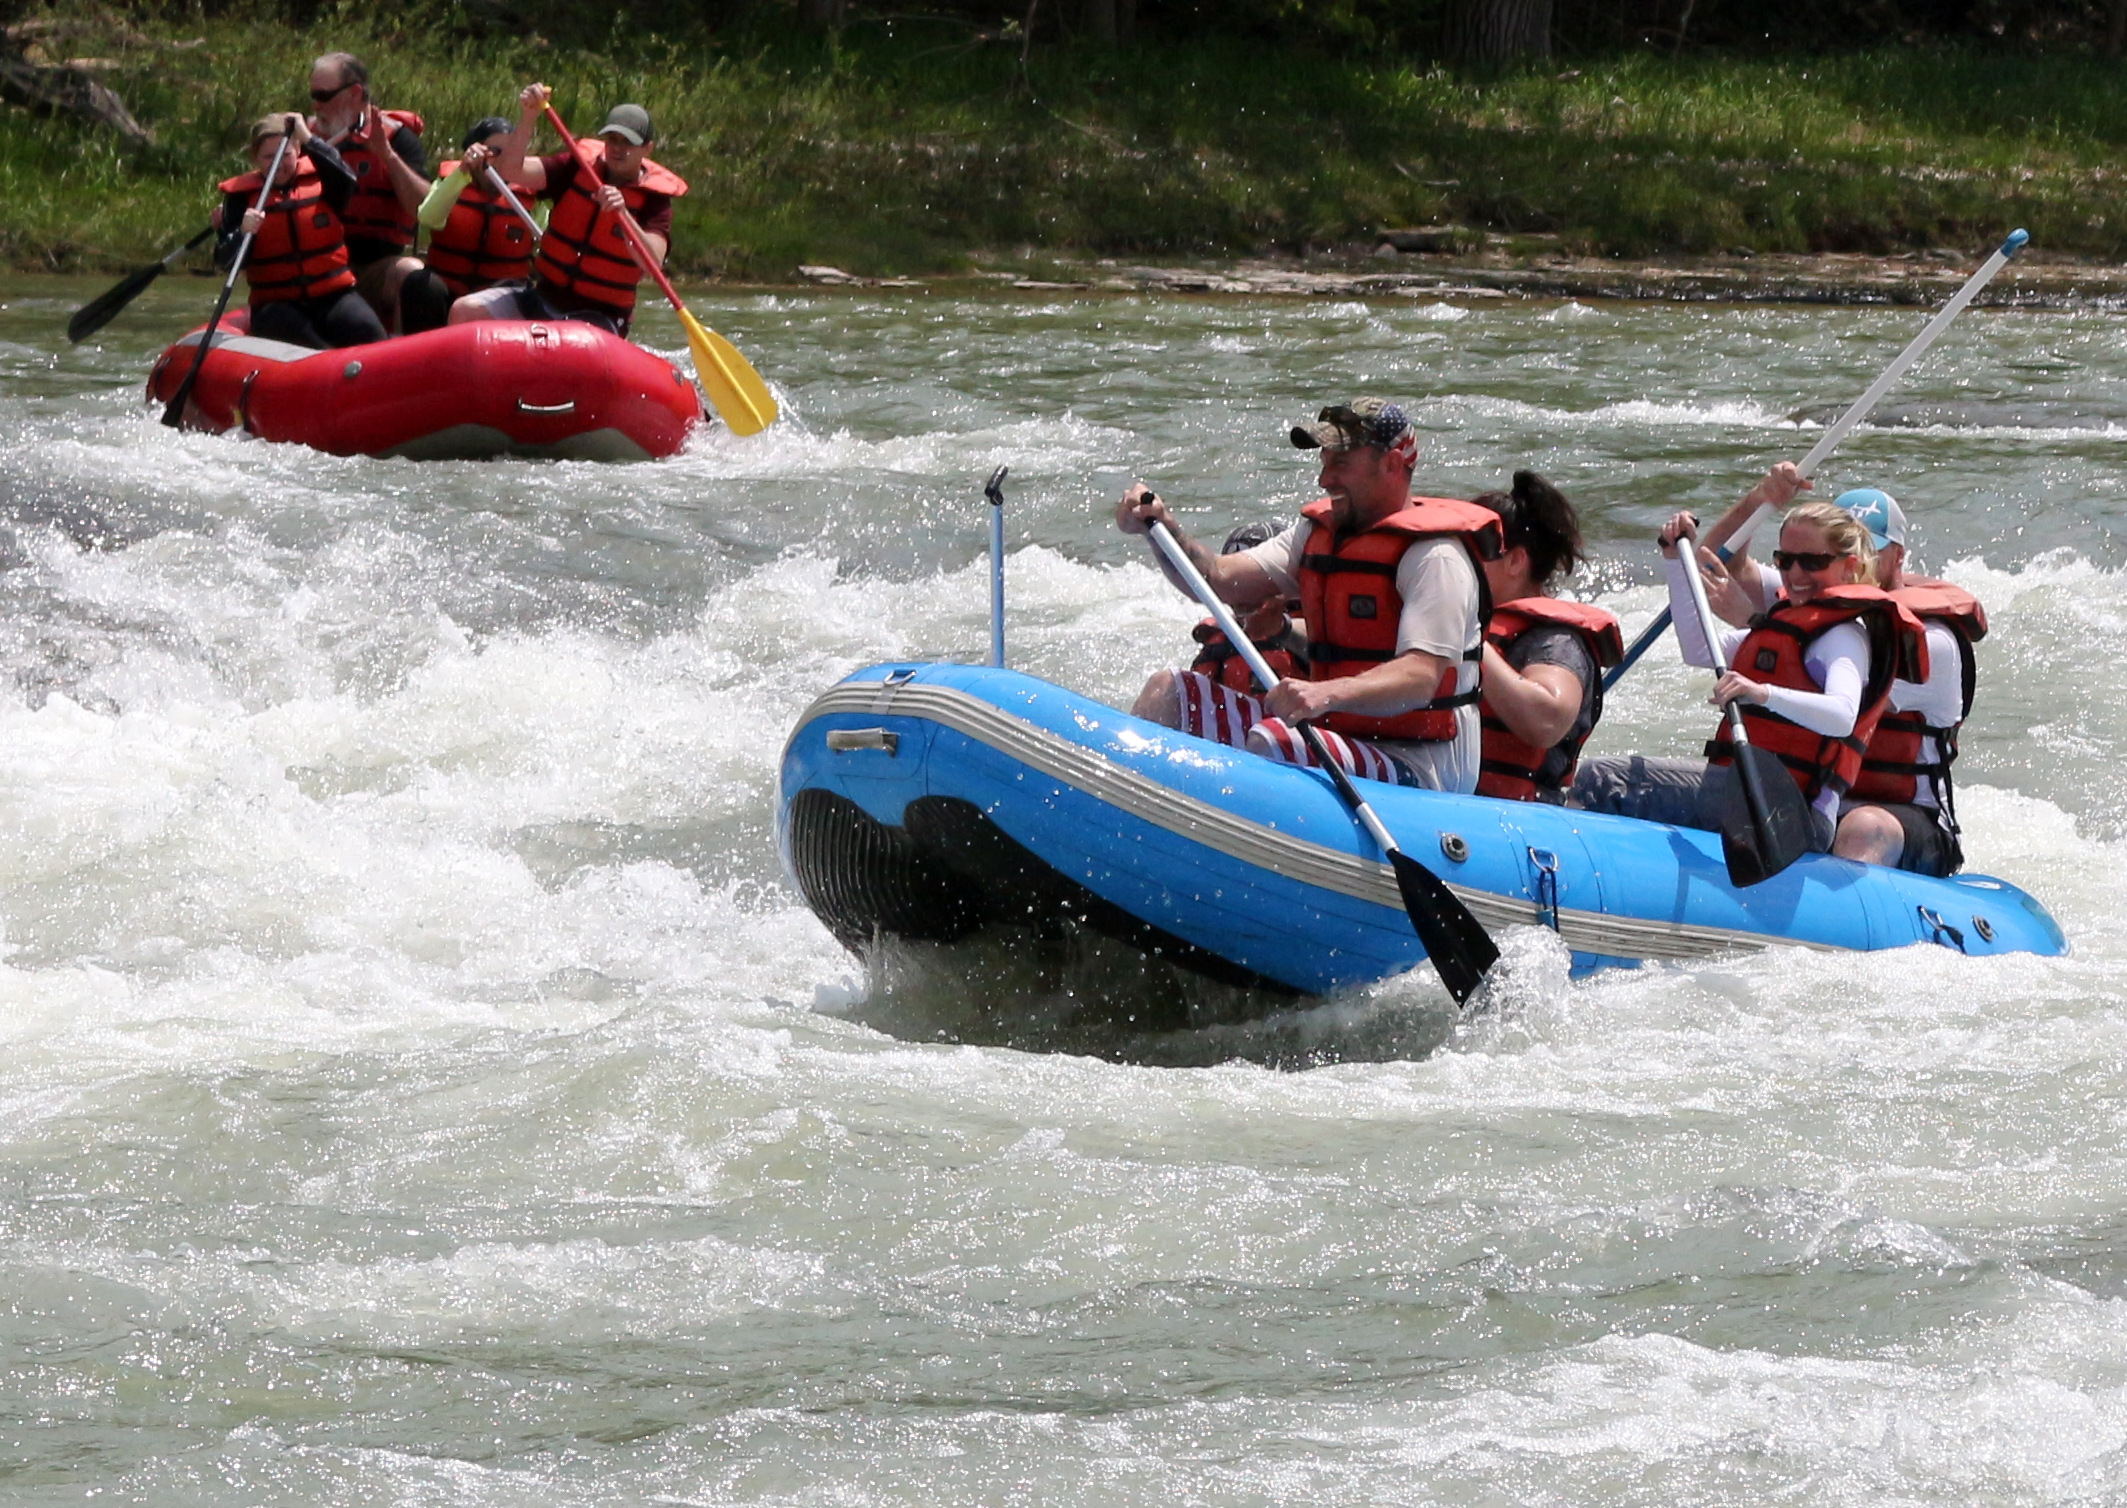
[1174,670,1406,786]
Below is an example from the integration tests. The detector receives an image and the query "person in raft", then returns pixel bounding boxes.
[1571,497,1926,856]
[1117,398,1499,791]
[305,51,430,331]
[398,116,539,334]
[449,83,686,338]
[1666,463,1987,876]
[1182,523,1310,693]
[1466,472,1623,804]
[213,113,388,350]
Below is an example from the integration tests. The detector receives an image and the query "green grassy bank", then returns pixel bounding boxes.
[8,11,2127,277]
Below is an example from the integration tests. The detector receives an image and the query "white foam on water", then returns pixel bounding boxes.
[6,284,2127,1506]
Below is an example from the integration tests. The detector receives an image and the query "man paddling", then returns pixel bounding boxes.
[450,83,685,338]
[306,51,430,330]
[1117,398,1498,791]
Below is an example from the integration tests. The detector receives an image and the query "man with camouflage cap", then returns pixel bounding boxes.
[1116,398,1503,792]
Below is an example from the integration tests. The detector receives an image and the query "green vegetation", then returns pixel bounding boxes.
[9,9,2127,276]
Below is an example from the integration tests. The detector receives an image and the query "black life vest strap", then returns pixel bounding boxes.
[1301,553,1398,579]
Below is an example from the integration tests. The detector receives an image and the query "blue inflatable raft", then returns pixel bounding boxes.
[777,662,2067,999]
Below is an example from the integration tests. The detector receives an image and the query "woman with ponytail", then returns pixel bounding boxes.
[1469,472,1623,804]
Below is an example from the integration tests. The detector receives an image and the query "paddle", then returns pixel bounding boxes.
[540,103,777,437]
[161,129,294,430]
[1603,227,2031,691]
[483,165,543,243]
[1671,519,1815,886]
[1143,512,1499,1004]
[68,226,214,343]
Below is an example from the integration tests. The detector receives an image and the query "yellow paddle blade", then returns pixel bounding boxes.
[679,307,777,437]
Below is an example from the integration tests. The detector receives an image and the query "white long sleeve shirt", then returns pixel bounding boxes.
[1665,555,1869,824]
[1740,563,1966,813]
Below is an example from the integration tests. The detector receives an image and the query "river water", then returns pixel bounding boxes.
[3,273,2125,1504]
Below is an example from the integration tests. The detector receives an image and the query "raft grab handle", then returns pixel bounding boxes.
[1529,847,1561,932]
[827,728,900,755]
[516,399,577,414]
[1918,905,1967,953]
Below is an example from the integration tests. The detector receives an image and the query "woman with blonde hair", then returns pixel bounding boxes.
[1572,495,1925,856]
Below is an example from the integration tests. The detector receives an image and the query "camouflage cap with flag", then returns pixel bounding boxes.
[1290,398,1416,460]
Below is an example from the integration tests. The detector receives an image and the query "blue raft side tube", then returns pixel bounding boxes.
[778,663,2068,994]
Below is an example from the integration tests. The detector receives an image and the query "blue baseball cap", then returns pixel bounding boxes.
[1835,488,1907,550]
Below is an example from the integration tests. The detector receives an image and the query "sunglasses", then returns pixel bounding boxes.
[1772,549,1847,572]
[309,82,354,103]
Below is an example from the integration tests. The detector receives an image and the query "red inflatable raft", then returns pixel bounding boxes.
[144,312,704,461]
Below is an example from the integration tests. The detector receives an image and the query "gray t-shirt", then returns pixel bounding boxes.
[1504,623,1597,801]
[1242,518,1482,793]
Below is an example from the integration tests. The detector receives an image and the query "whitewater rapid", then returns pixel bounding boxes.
[2,276,2124,1505]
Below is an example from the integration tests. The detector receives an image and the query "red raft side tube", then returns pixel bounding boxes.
[144,312,704,461]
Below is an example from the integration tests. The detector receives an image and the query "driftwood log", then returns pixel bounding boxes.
[0,13,163,147]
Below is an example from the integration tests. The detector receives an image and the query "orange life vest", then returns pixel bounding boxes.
[334,108,425,250]
[1706,585,1928,801]
[1188,617,1301,693]
[1295,495,1502,743]
[219,159,356,306]
[425,158,537,297]
[1846,579,1987,807]
[1475,597,1625,802]
[532,140,687,315]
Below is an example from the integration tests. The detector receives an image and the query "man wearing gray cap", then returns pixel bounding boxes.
[452,83,686,337]
[1683,466,1987,875]
[1116,398,1502,792]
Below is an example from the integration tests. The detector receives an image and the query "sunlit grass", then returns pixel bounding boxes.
[5,12,2126,275]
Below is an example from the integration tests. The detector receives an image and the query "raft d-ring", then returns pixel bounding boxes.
[342,360,362,379]
[1439,832,1470,864]
[1528,847,1561,932]
[1918,905,1967,953]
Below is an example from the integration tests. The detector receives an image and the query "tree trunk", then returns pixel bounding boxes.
[0,46,153,146]
[1444,0,1553,65]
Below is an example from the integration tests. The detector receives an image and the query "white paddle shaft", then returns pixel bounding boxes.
[483,166,542,241]
[1672,522,1753,746]
[1726,228,2030,555]
[1145,519,1402,859]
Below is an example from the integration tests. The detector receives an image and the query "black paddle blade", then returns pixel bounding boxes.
[159,375,198,429]
[68,227,213,343]
[1389,848,1500,1005]
[68,263,166,343]
[1717,745,1815,887]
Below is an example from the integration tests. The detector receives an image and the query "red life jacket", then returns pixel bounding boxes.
[426,158,537,297]
[1705,585,1929,801]
[219,160,357,306]
[532,140,687,315]
[1295,495,1503,743]
[1475,597,1625,802]
[1188,617,1301,693]
[1847,579,1987,807]
[329,108,424,252]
